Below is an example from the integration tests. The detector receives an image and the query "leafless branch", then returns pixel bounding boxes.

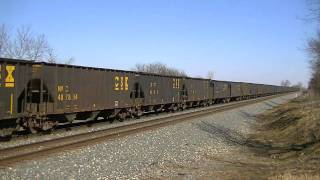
[307,0,320,22]
[0,25,58,63]
[47,48,57,63]
[307,33,320,96]
[306,0,320,96]
[0,24,10,57]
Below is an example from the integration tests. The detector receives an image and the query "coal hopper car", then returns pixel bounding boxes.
[0,58,297,135]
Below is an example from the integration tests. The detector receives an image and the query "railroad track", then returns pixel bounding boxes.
[0,93,293,168]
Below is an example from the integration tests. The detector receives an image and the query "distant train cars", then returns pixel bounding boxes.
[0,58,298,134]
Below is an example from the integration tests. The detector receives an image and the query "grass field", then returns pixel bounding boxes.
[249,94,320,179]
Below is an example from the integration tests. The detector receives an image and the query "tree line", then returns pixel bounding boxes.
[131,62,187,77]
[308,0,320,96]
[131,62,218,78]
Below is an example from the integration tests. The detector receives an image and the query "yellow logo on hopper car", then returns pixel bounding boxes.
[114,76,129,91]
[5,65,15,88]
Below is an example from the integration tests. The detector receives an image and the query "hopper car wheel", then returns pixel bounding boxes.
[136,110,143,119]
[0,128,15,138]
[26,118,38,134]
[117,111,128,122]
[127,108,135,119]
[181,104,187,111]
[19,117,57,134]
[172,105,178,112]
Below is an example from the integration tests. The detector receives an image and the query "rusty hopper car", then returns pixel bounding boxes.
[230,82,242,100]
[249,83,259,98]
[240,82,251,99]
[0,58,297,135]
[212,80,231,103]
[0,58,213,133]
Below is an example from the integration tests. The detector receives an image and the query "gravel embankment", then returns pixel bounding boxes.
[0,94,297,179]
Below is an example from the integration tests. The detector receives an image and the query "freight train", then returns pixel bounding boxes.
[0,58,297,135]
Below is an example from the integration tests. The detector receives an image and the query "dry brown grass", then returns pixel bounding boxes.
[247,95,320,178]
[249,95,320,157]
[269,173,320,180]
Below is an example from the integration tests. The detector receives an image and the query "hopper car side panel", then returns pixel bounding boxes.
[241,83,251,97]
[230,82,242,99]
[213,81,231,100]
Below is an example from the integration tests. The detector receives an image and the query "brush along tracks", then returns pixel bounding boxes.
[0,93,294,168]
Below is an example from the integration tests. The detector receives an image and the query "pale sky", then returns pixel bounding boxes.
[0,0,316,86]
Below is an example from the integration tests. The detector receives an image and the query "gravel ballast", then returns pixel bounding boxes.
[0,95,258,150]
[0,94,297,179]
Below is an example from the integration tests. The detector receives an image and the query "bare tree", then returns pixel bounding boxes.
[6,26,32,59]
[308,34,320,95]
[132,62,187,77]
[0,24,9,57]
[307,0,320,96]
[0,24,60,63]
[47,47,57,63]
[206,71,214,79]
[281,80,291,87]
[28,34,50,61]
[6,26,53,62]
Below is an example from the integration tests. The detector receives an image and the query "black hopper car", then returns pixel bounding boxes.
[0,58,298,135]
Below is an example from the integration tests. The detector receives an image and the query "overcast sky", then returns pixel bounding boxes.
[0,0,316,86]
